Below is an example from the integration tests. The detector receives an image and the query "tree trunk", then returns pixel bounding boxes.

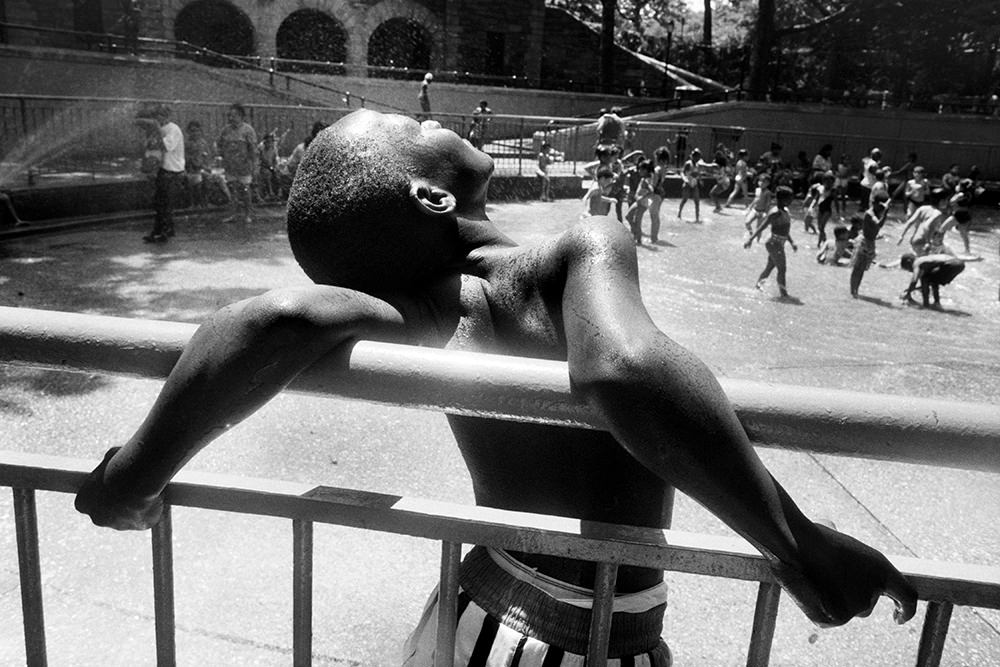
[747,0,776,100]
[703,0,713,45]
[600,0,616,93]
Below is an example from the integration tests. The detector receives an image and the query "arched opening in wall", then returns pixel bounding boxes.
[276,9,348,75]
[367,18,431,80]
[175,0,255,68]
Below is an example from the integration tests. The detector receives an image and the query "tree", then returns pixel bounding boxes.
[743,0,1000,103]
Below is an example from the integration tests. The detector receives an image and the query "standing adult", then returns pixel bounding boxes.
[468,100,493,150]
[217,103,258,225]
[595,106,625,150]
[859,147,882,210]
[137,104,184,244]
[417,73,433,121]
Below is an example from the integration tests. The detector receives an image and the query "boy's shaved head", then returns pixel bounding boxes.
[287,111,491,293]
[288,113,415,290]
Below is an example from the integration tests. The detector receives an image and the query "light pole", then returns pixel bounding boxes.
[661,19,675,104]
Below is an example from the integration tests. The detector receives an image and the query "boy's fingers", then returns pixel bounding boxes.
[885,570,918,624]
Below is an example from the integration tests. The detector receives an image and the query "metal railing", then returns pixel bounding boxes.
[1,306,999,666]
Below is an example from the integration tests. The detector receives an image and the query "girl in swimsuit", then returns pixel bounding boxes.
[745,185,797,297]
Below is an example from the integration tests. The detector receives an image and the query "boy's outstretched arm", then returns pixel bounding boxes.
[556,219,916,628]
[74,286,407,530]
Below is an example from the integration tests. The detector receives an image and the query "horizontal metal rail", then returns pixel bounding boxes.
[1,306,998,473]
[3,450,999,666]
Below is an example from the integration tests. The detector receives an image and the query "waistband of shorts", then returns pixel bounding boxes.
[770,234,789,242]
[458,545,666,657]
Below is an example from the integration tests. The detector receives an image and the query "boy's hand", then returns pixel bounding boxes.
[791,242,798,252]
[74,448,164,531]
[771,522,917,628]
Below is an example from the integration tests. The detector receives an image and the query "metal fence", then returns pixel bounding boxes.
[1,94,998,191]
[1,306,1000,666]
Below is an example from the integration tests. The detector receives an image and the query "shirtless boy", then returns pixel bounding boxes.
[75,110,916,665]
[899,253,966,308]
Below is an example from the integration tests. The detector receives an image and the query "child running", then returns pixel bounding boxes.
[624,158,655,244]
[745,185,798,298]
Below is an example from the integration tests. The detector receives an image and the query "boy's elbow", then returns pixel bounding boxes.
[572,341,656,404]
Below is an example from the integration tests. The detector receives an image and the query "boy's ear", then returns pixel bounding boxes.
[409,180,457,216]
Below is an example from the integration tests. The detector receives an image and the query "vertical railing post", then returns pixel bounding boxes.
[915,601,953,667]
[435,541,463,667]
[293,519,314,667]
[746,581,781,667]
[151,504,176,666]
[585,561,618,666]
[518,118,525,176]
[13,487,47,667]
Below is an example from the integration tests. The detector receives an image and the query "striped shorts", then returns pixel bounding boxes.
[401,546,672,667]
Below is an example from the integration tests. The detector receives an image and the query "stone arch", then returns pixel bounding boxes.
[276,9,349,74]
[364,0,443,78]
[174,0,255,62]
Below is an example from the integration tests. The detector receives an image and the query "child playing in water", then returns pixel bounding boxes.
[581,166,618,218]
[903,166,929,218]
[745,185,798,297]
[535,142,562,202]
[184,120,211,208]
[678,148,712,222]
[725,148,750,207]
[744,172,773,235]
[75,110,916,665]
[850,190,890,298]
[834,154,852,218]
[624,158,655,244]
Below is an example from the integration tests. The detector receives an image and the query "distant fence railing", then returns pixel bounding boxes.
[1,91,997,189]
[1,306,999,666]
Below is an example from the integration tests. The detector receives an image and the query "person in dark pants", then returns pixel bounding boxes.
[136,104,185,243]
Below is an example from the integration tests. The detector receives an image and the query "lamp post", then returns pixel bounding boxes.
[661,19,675,105]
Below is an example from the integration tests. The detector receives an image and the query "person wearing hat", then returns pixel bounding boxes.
[136,103,185,243]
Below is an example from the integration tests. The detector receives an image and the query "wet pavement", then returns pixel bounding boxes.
[1,199,999,665]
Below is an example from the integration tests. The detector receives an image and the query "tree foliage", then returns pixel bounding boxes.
[548,0,1000,104]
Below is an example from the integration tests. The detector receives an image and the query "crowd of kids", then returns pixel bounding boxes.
[570,130,982,308]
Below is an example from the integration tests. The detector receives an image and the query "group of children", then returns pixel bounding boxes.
[569,137,980,308]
